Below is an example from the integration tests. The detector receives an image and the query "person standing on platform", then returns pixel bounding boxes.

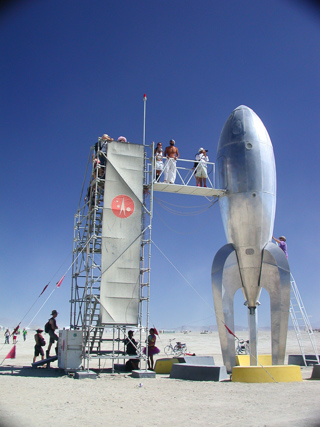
[143,328,160,370]
[195,148,209,187]
[164,139,179,184]
[33,329,46,363]
[46,310,59,358]
[154,142,164,182]
[272,236,288,258]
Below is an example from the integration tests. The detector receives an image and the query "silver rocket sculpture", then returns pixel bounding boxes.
[212,105,291,372]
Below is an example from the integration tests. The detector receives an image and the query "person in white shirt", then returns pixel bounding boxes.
[154,142,164,181]
[195,148,209,187]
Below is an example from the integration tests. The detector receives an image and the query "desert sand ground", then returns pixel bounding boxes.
[0,329,320,427]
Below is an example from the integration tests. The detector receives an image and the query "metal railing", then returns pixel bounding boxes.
[148,156,216,188]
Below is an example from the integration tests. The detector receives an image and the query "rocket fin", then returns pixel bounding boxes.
[211,243,242,372]
[260,242,291,365]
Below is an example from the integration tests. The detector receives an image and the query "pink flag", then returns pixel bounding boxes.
[39,283,49,296]
[5,345,16,359]
[224,324,238,339]
[56,275,65,288]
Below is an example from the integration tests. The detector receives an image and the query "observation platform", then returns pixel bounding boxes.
[153,182,225,197]
[148,156,225,198]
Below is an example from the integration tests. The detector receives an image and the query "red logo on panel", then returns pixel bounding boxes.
[111,195,135,218]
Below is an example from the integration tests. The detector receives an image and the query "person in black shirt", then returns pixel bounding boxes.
[46,310,59,358]
[124,330,139,371]
[33,328,46,363]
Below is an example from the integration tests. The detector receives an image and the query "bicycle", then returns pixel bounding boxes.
[235,339,250,355]
[164,338,188,356]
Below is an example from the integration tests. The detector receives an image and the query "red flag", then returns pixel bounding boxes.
[153,327,159,336]
[39,283,49,296]
[224,324,237,339]
[56,275,65,288]
[5,345,16,359]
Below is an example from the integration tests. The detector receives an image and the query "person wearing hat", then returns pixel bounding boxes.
[117,136,127,143]
[163,139,179,184]
[195,148,209,187]
[33,328,46,363]
[272,236,288,258]
[46,310,59,358]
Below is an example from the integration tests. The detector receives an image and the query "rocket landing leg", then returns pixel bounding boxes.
[260,242,291,365]
[212,242,291,371]
[211,244,242,372]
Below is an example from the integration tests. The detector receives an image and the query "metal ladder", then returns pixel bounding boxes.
[289,273,319,366]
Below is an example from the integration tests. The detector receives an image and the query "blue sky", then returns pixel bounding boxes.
[1,0,319,332]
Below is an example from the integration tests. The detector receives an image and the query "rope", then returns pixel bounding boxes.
[154,197,218,217]
[152,240,216,313]
[153,196,216,209]
[153,206,216,235]
[25,235,93,329]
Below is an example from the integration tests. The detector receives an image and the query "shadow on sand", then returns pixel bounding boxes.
[0,365,64,378]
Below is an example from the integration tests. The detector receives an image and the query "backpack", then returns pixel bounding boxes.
[44,321,50,333]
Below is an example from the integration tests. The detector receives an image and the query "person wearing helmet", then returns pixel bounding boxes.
[163,139,179,184]
[272,236,288,258]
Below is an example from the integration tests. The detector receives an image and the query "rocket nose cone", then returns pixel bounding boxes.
[217,105,272,153]
[235,105,251,110]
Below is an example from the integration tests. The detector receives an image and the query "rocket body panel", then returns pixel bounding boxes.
[217,106,277,307]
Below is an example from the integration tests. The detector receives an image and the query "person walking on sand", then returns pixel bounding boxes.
[4,329,10,344]
[143,328,160,370]
[22,328,27,341]
[33,328,46,363]
[46,310,59,358]
[272,235,288,258]
[163,139,179,184]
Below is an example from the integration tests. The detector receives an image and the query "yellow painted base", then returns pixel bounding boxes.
[232,365,302,383]
[154,358,179,374]
[236,354,272,366]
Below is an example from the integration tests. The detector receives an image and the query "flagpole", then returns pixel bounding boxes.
[143,94,147,146]
[26,287,57,329]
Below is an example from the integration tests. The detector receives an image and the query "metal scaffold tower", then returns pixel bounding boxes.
[289,273,320,366]
[70,140,153,371]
